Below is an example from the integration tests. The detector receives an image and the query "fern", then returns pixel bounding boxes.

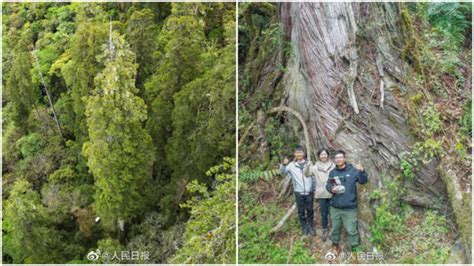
[239,166,281,183]
[426,3,471,48]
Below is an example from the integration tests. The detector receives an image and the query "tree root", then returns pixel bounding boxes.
[268,105,312,162]
[270,203,296,234]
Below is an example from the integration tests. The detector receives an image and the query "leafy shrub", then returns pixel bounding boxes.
[426,3,471,48]
[421,104,442,136]
[399,153,416,181]
[170,158,236,264]
[15,133,44,159]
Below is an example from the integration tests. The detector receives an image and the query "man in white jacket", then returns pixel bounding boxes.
[280,146,316,236]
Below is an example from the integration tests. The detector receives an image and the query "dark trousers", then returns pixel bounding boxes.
[294,192,314,230]
[318,198,331,229]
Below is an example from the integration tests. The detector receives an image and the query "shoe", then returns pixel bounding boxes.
[322,228,328,242]
[302,224,308,236]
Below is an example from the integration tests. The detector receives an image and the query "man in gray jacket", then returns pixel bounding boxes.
[280,146,316,236]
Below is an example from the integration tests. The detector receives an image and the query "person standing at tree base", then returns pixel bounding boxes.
[280,145,316,236]
[326,150,368,254]
[304,148,335,242]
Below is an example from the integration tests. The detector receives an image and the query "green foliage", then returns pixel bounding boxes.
[425,3,471,48]
[399,154,416,181]
[145,3,236,226]
[239,166,280,183]
[370,177,406,249]
[393,210,451,264]
[96,238,124,263]
[47,166,75,184]
[15,133,44,158]
[82,31,154,232]
[413,138,443,163]
[369,174,453,263]
[126,211,185,263]
[238,201,291,263]
[238,185,316,263]
[289,240,315,264]
[399,136,443,182]
[2,2,235,263]
[421,104,442,136]
[264,116,300,164]
[144,2,206,184]
[3,179,73,263]
[125,8,158,90]
[171,158,236,264]
[60,19,108,140]
[5,28,38,131]
[262,23,293,58]
[413,3,470,78]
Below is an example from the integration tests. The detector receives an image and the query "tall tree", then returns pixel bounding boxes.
[82,26,154,232]
[126,8,158,93]
[5,28,37,132]
[165,8,236,214]
[61,19,108,141]
[145,3,206,182]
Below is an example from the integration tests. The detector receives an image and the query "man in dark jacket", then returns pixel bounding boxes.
[326,150,368,254]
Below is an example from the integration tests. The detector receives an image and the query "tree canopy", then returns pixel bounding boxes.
[2,2,236,263]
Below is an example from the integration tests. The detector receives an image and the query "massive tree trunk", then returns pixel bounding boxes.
[262,2,470,260]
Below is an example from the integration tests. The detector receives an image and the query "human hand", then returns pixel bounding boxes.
[355,164,364,171]
[283,157,290,165]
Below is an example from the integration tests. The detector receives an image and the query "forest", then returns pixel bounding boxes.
[2,2,235,263]
[238,2,472,264]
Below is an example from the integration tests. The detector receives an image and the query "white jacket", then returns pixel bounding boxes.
[280,160,315,194]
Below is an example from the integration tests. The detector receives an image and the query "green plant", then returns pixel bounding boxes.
[171,158,236,264]
[262,23,293,58]
[454,141,470,167]
[426,3,471,48]
[370,177,406,249]
[402,137,443,169]
[399,153,416,181]
[239,166,280,183]
[238,199,289,263]
[289,240,314,264]
[416,138,443,162]
[421,104,442,136]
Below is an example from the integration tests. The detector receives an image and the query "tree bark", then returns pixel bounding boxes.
[276,2,452,249]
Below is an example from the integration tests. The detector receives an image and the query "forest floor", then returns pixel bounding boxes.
[239,179,458,264]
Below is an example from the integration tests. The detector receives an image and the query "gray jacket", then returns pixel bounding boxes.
[280,160,315,194]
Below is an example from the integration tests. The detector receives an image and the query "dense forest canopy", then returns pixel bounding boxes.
[238,2,471,264]
[2,2,235,263]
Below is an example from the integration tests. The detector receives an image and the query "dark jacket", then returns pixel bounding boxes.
[326,163,368,209]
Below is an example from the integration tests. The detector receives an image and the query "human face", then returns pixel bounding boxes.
[334,153,346,167]
[319,151,328,162]
[294,150,305,161]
